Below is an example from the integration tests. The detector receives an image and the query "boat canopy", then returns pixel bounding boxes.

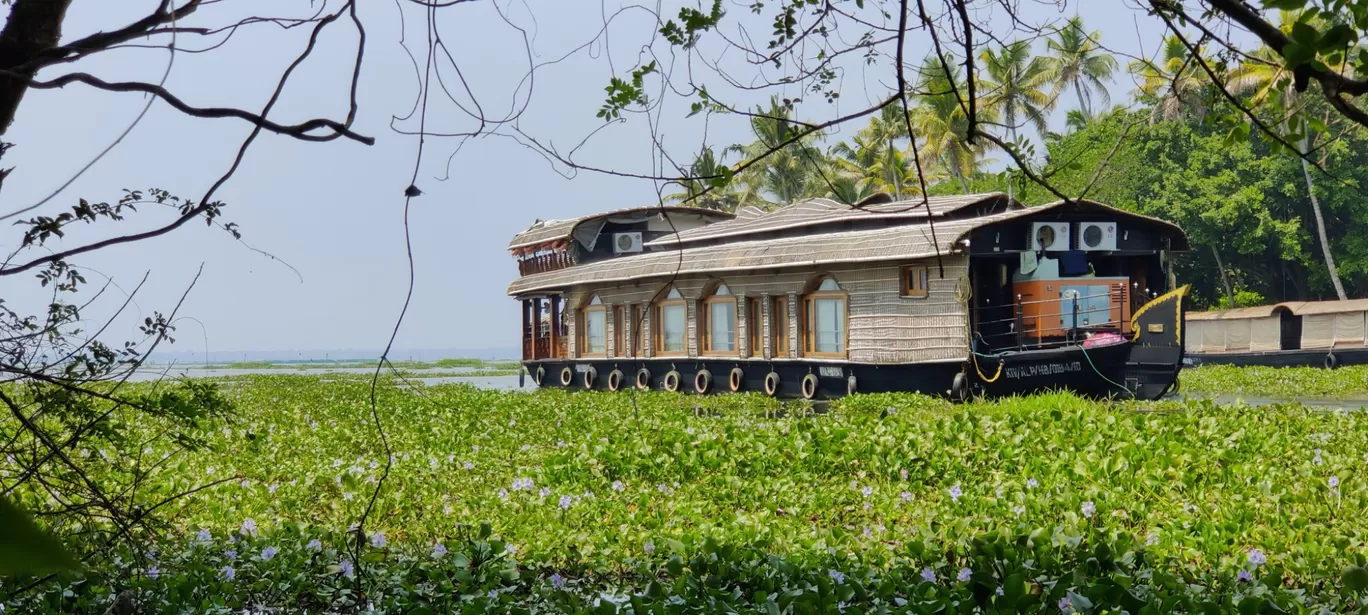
[1186,299,1368,353]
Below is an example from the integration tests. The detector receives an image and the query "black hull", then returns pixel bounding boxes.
[1186,347,1368,369]
[523,340,1178,402]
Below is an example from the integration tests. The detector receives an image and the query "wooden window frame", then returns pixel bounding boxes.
[611,305,623,357]
[654,288,688,357]
[630,304,644,358]
[701,283,738,356]
[773,296,790,357]
[801,277,849,358]
[901,264,930,298]
[747,298,761,358]
[578,296,607,358]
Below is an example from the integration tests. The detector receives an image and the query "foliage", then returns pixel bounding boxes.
[6,376,1368,613]
[1182,364,1368,398]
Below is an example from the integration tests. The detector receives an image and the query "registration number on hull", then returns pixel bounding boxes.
[1003,361,1082,380]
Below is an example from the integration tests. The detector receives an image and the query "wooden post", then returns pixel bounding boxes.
[549,296,560,359]
[522,299,531,360]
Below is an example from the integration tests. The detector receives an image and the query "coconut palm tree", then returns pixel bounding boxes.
[912,56,998,194]
[1036,17,1118,119]
[1129,35,1211,123]
[725,97,826,206]
[979,41,1052,200]
[979,41,1052,137]
[664,147,744,212]
[1230,38,1349,299]
[828,107,934,201]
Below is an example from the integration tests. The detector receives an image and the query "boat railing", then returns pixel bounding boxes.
[973,289,1128,352]
[517,252,575,276]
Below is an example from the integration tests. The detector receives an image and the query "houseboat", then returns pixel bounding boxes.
[1185,299,1368,368]
[508,193,1191,400]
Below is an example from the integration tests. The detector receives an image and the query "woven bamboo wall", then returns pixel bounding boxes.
[555,256,970,364]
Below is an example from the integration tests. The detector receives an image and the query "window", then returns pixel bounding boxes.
[773,296,790,357]
[802,277,847,357]
[901,265,930,297]
[702,283,737,355]
[612,305,623,357]
[579,295,606,356]
[748,298,761,357]
[654,287,687,355]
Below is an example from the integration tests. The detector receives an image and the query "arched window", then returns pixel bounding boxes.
[654,287,687,355]
[702,282,737,355]
[579,295,606,356]
[802,276,847,357]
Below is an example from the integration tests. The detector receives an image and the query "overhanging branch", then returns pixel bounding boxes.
[29,72,375,144]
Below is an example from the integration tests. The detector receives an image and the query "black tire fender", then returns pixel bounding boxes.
[801,373,819,400]
[728,367,744,392]
[559,366,573,387]
[534,365,546,386]
[694,369,713,394]
[951,372,969,403]
[663,370,682,392]
[1326,353,1339,369]
[635,367,652,390]
[763,372,780,397]
[607,369,624,392]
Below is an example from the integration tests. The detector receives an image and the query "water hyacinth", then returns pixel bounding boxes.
[957,567,972,582]
[512,477,534,491]
[370,531,387,549]
[1027,477,1039,489]
[260,546,278,561]
[240,518,258,537]
[949,484,962,502]
[305,539,322,551]
[828,569,845,584]
[221,565,236,581]
[431,542,447,558]
[900,491,912,503]
[550,573,566,590]
[1081,500,1096,518]
[559,495,573,510]
[1248,549,1267,567]
[612,480,625,492]
[196,528,212,544]
[920,568,936,583]
[339,559,355,580]
[644,541,655,555]
[1237,569,1253,582]
[1058,597,1071,611]
[539,487,551,498]
[861,485,873,498]
[1328,476,1340,494]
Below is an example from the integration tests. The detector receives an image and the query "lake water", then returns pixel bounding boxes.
[130,366,1368,409]
[130,365,536,392]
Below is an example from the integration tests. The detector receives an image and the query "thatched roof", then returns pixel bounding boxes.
[644,193,1014,248]
[1188,298,1368,321]
[1187,306,1280,321]
[508,206,734,250]
[509,207,1029,295]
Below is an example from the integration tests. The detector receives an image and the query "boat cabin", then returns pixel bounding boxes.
[1186,299,1368,367]
[507,193,1190,400]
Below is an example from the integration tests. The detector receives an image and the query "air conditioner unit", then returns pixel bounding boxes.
[1076,222,1117,251]
[613,232,644,254]
[1029,222,1070,252]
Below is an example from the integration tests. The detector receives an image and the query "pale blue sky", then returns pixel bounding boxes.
[1,0,1180,356]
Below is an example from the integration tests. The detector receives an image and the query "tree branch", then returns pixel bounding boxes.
[29,72,375,144]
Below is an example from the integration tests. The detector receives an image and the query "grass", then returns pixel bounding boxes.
[5,375,1367,612]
